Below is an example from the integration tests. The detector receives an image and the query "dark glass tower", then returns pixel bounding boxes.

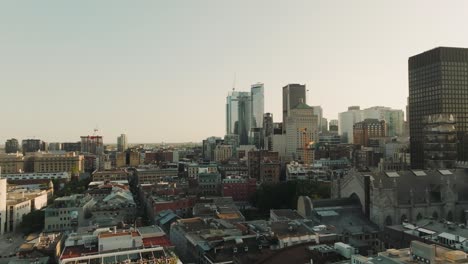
[409,47,468,169]
[282,84,306,133]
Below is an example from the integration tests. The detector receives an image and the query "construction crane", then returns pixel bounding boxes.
[300,128,315,166]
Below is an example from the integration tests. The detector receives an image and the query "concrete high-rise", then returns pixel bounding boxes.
[263,113,274,150]
[21,139,46,154]
[282,84,306,133]
[80,136,103,155]
[409,47,468,169]
[251,83,264,129]
[5,139,20,154]
[285,100,318,164]
[117,134,128,152]
[226,91,250,135]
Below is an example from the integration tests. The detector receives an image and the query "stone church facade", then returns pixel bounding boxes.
[331,169,468,228]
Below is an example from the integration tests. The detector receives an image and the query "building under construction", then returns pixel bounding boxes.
[80,135,104,155]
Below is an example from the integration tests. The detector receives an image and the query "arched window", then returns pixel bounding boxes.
[385,216,393,226]
[447,211,453,221]
[401,215,407,223]
[416,213,423,221]
[460,210,466,224]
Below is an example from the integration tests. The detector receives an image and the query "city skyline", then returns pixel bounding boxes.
[2,1,468,143]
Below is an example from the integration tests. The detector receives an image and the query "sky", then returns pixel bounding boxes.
[2,0,468,143]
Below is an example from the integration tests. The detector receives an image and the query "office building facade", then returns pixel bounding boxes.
[251,83,264,129]
[409,47,468,169]
[117,134,128,152]
[282,84,307,133]
[5,139,20,154]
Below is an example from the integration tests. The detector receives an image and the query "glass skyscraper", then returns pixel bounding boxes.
[226,91,252,145]
[251,83,264,129]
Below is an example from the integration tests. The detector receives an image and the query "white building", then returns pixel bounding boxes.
[285,101,318,164]
[338,106,405,143]
[6,198,31,233]
[272,134,287,161]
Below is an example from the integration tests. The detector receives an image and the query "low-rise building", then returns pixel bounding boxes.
[197,171,221,196]
[6,197,31,233]
[59,226,176,264]
[214,144,233,162]
[2,172,71,183]
[187,163,218,179]
[192,197,245,222]
[136,166,178,184]
[354,241,468,263]
[91,169,129,182]
[4,188,49,233]
[222,176,257,202]
[44,194,94,232]
[286,161,314,181]
[26,152,84,173]
[17,232,64,263]
[0,153,24,173]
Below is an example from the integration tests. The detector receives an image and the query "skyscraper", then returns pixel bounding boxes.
[117,134,128,152]
[263,113,274,150]
[22,139,45,154]
[236,94,252,145]
[282,84,307,133]
[5,138,20,154]
[251,83,264,129]
[226,91,250,135]
[285,100,318,164]
[409,47,468,169]
[80,136,104,155]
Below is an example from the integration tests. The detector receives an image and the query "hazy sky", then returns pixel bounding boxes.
[2,1,468,143]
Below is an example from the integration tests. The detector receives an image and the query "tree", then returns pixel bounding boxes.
[250,180,330,214]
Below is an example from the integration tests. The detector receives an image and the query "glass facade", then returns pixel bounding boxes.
[409,47,468,169]
[251,83,264,129]
[226,91,250,135]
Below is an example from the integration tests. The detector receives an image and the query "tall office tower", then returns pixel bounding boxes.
[409,47,468,169]
[5,139,20,154]
[62,142,81,152]
[48,143,62,151]
[22,139,45,154]
[338,106,362,143]
[202,136,223,161]
[285,100,318,164]
[321,117,328,133]
[80,136,104,155]
[282,84,307,133]
[236,94,252,145]
[251,83,265,128]
[226,91,251,135]
[263,113,274,150]
[312,106,324,132]
[117,134,128,152]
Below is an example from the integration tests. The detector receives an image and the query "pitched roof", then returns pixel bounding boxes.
[293,103,312,109]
